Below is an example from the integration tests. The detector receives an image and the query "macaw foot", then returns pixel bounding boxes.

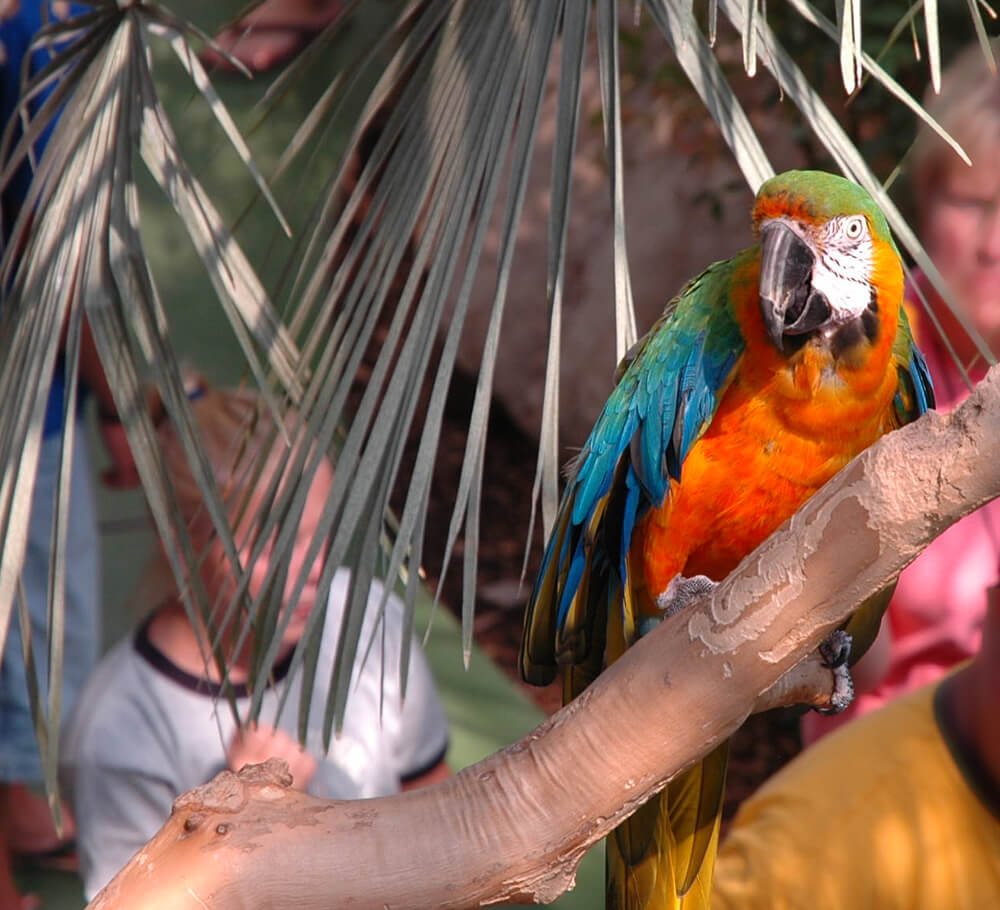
[812,664,854,715]
[814,630,854,715]
[639,574,717,637]
[753,635,855,715]
[657,574,717,616]
[819,629,852,668]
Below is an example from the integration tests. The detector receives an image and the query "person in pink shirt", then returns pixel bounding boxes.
[802,37,1000,744]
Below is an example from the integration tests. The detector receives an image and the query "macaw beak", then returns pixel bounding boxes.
[759,221,832,350]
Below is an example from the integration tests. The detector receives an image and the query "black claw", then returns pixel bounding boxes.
[819,629,853,669]
[814,668,855,715]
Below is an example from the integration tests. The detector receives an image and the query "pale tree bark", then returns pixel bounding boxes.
[89,365,1000,910]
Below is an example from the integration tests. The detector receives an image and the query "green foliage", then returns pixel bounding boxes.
[765,1,998,182]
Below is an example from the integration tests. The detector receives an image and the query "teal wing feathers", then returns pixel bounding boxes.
[519,252,750,686]
[891,305,935,425]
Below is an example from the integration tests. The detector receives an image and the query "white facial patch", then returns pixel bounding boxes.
[811,214,874,324]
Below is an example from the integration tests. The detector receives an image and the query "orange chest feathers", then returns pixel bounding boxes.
[633,338,900,605]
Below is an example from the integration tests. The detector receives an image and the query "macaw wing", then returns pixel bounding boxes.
[890,305,935,426]
[520,256,747,686]
[841,583,895,668]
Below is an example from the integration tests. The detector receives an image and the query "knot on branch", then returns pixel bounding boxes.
[172,759,293,817]
[952,365,1000,445]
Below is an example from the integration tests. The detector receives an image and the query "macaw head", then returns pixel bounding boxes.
[752,170,901,354]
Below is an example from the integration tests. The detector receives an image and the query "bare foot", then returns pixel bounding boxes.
[201,0,344,73]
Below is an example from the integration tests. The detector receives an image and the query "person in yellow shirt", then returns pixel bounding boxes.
[713,585,1000,909]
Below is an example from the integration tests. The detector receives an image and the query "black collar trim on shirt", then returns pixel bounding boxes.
[934,677,1000,823]
[399,739,450,784]
[133,611,295,699]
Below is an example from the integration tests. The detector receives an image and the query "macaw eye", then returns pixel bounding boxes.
[843,216,866,240]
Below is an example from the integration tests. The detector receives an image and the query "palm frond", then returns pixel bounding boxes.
[965,0,998,74]
[788,0,970,166]
[646,0,773,188]
[531,0,590,547]
[924,0,942,91]
[597,0,638,361]
[0,0,305,770]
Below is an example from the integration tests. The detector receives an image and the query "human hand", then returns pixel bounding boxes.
[0,1,20,24]
[227,724,317,791]
[97,418,142,489]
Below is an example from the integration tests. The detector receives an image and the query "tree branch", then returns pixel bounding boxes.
[88,365,1000,910]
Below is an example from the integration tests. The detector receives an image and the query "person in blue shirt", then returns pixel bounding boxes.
[0,4,139,906]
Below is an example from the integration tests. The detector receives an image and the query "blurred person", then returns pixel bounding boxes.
[200,0,344,74]
[802,36,1000,745]
[0,4,141,907]
[60,384,450,901]
[713,583,1000,909]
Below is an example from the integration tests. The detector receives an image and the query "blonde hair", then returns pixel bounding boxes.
[911,39,1000,205]
[139,384,304,612]
[157,385,284,547]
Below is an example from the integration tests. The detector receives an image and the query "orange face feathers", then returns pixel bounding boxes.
[753,171,897,240]
[752,188,819,238]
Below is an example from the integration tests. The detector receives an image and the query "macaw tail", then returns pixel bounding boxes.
[607,742,729,910]
[521,454,638,689]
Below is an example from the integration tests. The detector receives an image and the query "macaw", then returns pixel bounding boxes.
[519,170,934,910]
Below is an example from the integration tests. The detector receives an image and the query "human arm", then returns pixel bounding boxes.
[60,641,199,900]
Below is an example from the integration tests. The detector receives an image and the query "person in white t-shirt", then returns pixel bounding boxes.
[61,384,450,900]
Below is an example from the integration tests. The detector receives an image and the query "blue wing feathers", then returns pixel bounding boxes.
[681,345,739,464]
[638,367,676,502]
[892,307,936,423]
[558,545,587,627]
[521,255,747,674]
[620,466,641,584]
[572,405,638,525]
[909,344,934,413]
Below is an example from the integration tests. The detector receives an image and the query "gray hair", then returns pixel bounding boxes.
[911,38,1000,205]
